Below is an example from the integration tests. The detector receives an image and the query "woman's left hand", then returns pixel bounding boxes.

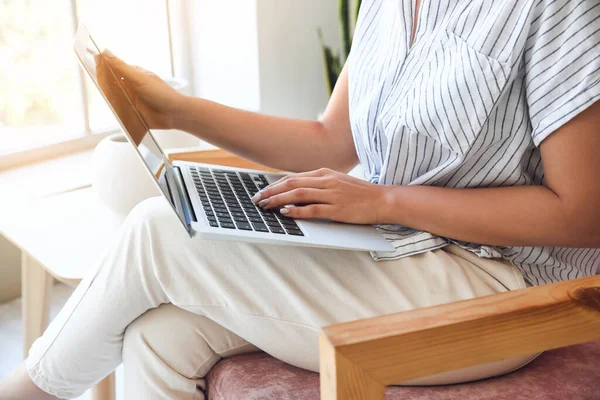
[251,168,389,225]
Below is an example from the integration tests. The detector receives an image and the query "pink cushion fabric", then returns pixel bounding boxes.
[206,341,600,400]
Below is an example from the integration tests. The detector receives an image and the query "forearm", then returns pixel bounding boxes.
[172,97,357,173]
[379,185,600,249]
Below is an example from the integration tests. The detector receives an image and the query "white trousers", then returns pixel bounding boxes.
[27,198,537,399]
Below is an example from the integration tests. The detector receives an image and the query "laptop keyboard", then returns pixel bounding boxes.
[190,167,304,236]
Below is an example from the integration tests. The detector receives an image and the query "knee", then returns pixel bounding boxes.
[123,304,163,358]
[120,197,190,253]
[123,304,202,379]
[126,197,180,232]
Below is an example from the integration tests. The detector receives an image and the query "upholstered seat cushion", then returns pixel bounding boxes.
[206,341,600,400]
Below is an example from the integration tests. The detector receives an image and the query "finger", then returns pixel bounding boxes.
[259,188,333,209]
[279,204,334,220]
[101,49,148,85]
[260,168,334,195]
[134,65,159,78]
[254,177,331,203]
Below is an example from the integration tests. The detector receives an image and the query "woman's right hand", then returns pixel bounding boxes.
[95,50,183,144]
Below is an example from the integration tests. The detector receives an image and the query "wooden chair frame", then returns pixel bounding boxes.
[168,148,600,400]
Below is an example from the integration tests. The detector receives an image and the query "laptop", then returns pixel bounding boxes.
[73,25,394,252]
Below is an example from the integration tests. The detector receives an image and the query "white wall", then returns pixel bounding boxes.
[256,0,341,119]
[188,0,262,111]
[188,0,341,119]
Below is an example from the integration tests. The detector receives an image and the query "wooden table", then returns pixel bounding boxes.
[0,154,121,400]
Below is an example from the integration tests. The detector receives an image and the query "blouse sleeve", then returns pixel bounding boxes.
[525,0,600,146]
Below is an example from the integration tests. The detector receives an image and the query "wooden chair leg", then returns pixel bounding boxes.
[91,373,116,400]
[21,253,53,359]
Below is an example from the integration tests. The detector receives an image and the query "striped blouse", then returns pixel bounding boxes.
[348,0,600,286]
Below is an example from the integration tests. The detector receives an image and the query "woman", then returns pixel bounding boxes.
[2,0,599,398]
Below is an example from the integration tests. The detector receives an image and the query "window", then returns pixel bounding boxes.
[0,0,175,158]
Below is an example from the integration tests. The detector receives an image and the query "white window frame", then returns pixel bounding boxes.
[0,0,193,172]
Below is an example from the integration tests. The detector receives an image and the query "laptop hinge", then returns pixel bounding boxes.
[160,166,196,232]
[173,166,197,225]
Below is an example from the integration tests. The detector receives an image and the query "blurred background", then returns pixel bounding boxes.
[0,0,350,158]
[0,1,359,398]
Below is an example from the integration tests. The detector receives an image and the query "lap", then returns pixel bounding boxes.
[128,197,528,375]
[136,197,524,320]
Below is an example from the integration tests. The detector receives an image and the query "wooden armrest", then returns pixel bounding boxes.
[166,147,281,172]
[320,274,600,400]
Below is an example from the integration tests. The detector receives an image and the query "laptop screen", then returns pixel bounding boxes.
[73,24,189,231]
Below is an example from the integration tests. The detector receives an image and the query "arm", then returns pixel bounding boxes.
[255,100,600,249]
[173,67,358,173]
[102,51,358,173]
[377,100,600,248]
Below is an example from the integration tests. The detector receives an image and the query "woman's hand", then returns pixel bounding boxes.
[251,168,389,225]
[95,50,183,143]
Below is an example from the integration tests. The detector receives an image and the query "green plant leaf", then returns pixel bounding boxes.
[355,0,363,24]
[318,0,362,97]
[340,0,351,59]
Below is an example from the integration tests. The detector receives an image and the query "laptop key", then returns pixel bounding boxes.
[269,226,286,234]
[286,228,304,236]
[277,216,295,223]
[220,222,236,229]
[208,220,219,227]
[248,216,264,223]
[252,222,269,232]
[233,215,249,223]
[236,222,253,231]
[265,220,281,228]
